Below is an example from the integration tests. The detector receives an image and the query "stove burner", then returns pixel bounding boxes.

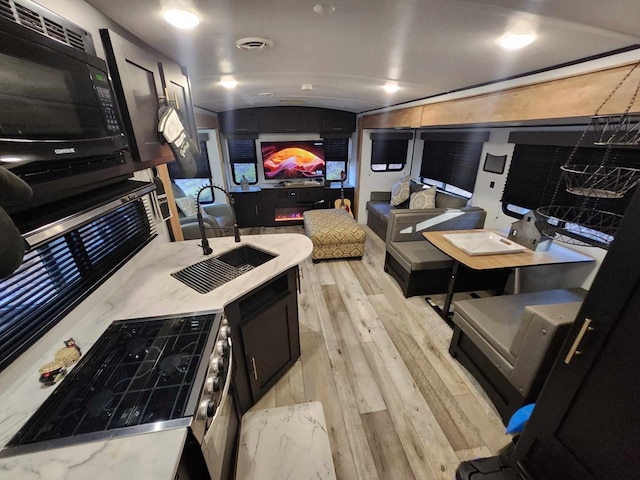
[86,390,114,417]
[159,353,189,375]
[126,336,148,358]
[113,406,145,427]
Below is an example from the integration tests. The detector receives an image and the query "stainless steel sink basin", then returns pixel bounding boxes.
[172,245,278,294]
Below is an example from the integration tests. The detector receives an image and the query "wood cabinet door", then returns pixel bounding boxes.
[233,191,261,227]
[158,61,198,150]
[241,293,298,400]
[100,29,173,168]
[512,188,640,480]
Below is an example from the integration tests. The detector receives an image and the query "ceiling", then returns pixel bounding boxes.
[86,0,640,114]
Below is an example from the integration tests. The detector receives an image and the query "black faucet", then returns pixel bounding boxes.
[195,184,241,255]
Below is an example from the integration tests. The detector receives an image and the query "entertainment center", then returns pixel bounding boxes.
[231,184,355,227]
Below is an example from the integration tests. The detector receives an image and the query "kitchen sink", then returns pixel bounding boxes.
[215,245,277,268]
[172,245,278,294]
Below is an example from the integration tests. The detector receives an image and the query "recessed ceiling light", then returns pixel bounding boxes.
[313,4,335,14]
[163,8,200,29]
[383,83,399,94]
[220,76,238,89]
[497,33,536,51]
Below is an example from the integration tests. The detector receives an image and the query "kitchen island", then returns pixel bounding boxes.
[0,233,312,479]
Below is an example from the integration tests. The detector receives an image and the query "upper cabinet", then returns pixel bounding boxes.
[218,107,356,135]
[158,62,199,150]
[100,29,199,168]
[219,108,260,134]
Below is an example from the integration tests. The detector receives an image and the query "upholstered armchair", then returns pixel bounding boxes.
[171,183,236,240]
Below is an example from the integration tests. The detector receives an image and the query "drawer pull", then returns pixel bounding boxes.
[564,318,595,364]
[251,357,258,380]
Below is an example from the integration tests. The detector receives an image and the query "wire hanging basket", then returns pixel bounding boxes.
[535,206,623,248]
[588,114,640,146]
[559,62,640,199]
[561,164,640,198]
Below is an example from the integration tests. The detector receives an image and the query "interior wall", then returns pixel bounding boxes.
[470,129,604,291]
[356,130,416,221]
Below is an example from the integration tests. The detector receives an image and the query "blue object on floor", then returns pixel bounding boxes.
[505,403,535,435]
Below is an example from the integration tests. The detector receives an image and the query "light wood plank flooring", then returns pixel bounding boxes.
[243,225,507,480]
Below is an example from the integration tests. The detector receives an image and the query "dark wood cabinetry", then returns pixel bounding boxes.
[321,110,356,133]
[232,191,262,227]
[233,186,355,227]
[158,62,198,151]
[100,29,199,169]
[219,107,356,134]
[226,267,300,413]
[502,189,640,480]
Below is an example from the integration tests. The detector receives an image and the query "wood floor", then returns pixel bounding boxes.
[244,225,507,480]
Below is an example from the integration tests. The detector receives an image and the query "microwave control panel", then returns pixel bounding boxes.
[89,66,124,135]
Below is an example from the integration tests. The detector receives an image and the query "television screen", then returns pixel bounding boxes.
[261,141,325,180]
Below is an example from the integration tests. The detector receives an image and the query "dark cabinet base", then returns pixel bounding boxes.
[226,267,300,413]
[233,186,355,227]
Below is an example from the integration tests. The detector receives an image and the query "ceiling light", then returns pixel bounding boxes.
[383,83,399,94]
[497,33,536,51]
[301,84,313,91]
[220,76,238,89]
[258,92,273,97]
[163,8,200,29]
[313,4,335,14]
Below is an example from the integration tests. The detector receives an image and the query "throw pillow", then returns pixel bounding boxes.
[175,196,199,217]
[409,186,437,209]
[390,176,411,206]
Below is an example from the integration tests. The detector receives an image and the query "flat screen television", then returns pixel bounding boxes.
[261,141,325,180]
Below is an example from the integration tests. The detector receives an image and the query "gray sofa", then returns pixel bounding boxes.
[383,206,503,297]
[366,188,469,241]
[450,289,586,423]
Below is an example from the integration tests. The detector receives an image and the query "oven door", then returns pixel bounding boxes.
[202,346,239,480]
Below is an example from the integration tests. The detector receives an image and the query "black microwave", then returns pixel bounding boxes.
[0,1,136,212]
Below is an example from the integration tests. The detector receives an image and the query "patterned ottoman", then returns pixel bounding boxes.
[303,209,366,261]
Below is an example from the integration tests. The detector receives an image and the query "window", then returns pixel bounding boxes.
[0,200,156,372]
[168,134,215,202]
[323,137,350,181]
[227,137,258,184]
[501,143,640,247]
[370,132,413,172]
[419,131,488,196]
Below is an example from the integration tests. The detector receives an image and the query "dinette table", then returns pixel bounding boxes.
[422,229,594,324]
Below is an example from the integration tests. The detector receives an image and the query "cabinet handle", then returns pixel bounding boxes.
[564,318,595,364]
[255,205,258,216]
[251,357,258,380]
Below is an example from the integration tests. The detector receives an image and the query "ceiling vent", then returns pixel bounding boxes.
[235,37,274,51]
[279,99,305,105]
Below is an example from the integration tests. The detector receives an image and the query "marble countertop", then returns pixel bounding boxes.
[0,233,312,479]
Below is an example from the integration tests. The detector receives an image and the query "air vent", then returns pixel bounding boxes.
[235,36,274,50]
[0,0,14,21]
[279,99,305,105]
[15,3,44,34]
[1,0,92,53]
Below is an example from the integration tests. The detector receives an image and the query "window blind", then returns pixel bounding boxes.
[501,144,640,217]
[420,140,484,193]
[0,199,156,372]
[371,138,409,171]
[323,137,349,161]
[227,138,258,163]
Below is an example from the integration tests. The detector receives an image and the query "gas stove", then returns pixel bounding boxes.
[0,310,231,459]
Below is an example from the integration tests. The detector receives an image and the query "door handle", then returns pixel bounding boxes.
[251,357,258,380]
[564,318,595,364]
